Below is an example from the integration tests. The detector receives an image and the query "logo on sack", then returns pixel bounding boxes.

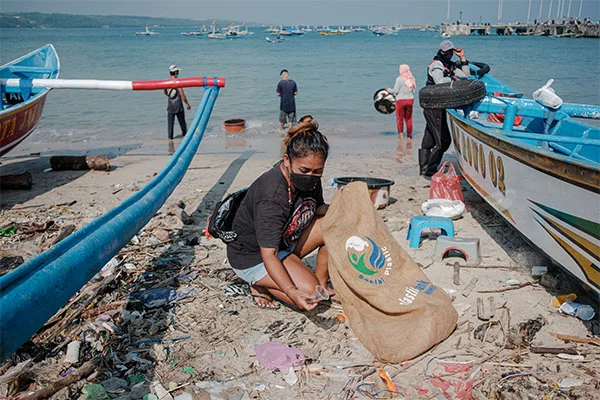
[345,236,392,285]
[398,280,437,306]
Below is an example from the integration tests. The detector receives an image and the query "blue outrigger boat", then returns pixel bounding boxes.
[446,66,600,296]
[0,46,226,360]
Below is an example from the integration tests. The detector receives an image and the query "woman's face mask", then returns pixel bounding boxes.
[289,170,321,192]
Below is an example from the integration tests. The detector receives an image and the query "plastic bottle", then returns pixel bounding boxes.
[551,293,577,308]
[559,301,596,321]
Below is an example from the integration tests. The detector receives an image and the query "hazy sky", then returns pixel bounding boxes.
[2,0,598,25]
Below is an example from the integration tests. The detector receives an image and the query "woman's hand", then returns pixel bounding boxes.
[287,288,318,311]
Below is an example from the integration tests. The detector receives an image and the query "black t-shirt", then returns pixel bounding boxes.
[227,162,324,270]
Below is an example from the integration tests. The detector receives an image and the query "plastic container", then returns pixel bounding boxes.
[551,293,577,308]
[333,177,395,209]
[307,285,329,304]
[531,266,548,278]
[559,301,596,321]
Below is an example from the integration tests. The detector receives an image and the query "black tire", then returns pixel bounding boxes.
[419,80,486,110]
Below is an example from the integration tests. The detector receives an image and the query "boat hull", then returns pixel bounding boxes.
[0,44,59,156]
[0,93,47,156]
[448,113,600,294]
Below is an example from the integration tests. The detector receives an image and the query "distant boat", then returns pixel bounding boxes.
[136,25,159,36]
[181,26,208,36]
[0,44,59,156]
[266,36,284,43]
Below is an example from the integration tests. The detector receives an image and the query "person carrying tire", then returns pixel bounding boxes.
[419,40,470,176]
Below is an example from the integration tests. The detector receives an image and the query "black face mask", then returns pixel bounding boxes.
[437,51,454,66]
[289,171,320,192]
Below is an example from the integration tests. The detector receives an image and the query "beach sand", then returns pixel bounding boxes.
[0,129,598,399]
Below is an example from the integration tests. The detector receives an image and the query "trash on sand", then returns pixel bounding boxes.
[254,340,306,372]
[530,266,548,278]
[559,301,596,321]
[0,226,16,237]
[504,278,520,287]
[283,368,298,385]
[63,340,81,364]
[559,378,584,388]
[551,293,577,308]
[125,287,197,308]
[82,383,110,400]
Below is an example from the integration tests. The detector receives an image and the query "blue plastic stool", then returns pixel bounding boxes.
[407,216,455,248]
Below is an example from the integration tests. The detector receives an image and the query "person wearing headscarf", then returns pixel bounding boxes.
[419,40,470,176]
[388,64,416,139]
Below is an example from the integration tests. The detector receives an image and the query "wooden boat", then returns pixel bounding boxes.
[0,72,226,360]
[446,67,600,295]
[0,44,59,156]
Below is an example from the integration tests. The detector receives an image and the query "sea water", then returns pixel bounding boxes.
[1,27,599,145]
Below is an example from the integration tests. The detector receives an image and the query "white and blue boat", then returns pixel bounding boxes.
[445,66,600,295]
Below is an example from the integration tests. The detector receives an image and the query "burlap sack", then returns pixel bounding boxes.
[321,182,458,362]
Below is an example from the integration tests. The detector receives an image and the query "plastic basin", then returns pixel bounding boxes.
[333,177,395,209]
[224,118,246,133]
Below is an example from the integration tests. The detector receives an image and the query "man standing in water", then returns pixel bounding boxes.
[164,64,191,140]
[419,40,469,176]
[276,69,298,130]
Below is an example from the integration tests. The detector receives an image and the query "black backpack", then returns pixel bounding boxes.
[207,188,248,244]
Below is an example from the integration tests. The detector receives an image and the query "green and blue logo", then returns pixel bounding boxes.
[345,235,389,285]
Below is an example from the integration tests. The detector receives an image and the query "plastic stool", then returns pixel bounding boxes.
[407,216,455,248]
[433,236,481,266]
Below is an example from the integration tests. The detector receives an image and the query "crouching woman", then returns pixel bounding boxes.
[226,118,330,311]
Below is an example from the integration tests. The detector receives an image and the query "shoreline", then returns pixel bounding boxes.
[1,130,598,399]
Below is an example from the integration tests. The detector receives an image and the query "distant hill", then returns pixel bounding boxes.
[0,12,256,29]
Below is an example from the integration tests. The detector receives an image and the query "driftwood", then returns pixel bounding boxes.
[0,171,32,190]
[50,156,110,171]
[551,332,600,346]
[23,359,95,400]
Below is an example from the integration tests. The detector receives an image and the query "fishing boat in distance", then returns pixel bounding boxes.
[136,25,159,36]
[0,44,59,156]
[443,66,600,295]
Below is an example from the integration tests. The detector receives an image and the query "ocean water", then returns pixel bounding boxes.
[1,27,599,145]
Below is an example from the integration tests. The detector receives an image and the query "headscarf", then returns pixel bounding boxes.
[399,64,416,91]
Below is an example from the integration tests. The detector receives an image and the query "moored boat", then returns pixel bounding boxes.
[445,67,600,295]
[0,44,59,156]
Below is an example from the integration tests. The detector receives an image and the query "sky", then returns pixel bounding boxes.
[2,0,599,26]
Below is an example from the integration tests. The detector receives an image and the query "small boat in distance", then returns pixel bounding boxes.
[443,66,600,295]
[136,25,159,36]
[0,44,59,156]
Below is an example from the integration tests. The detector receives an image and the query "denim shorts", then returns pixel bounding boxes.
[232,245,296,285]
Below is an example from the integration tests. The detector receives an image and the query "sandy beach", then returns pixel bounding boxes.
[1,129,599,399]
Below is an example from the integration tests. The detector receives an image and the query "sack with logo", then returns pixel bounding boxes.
[429,160,464,202]
[320,182,457,362]
[207,188,248,244]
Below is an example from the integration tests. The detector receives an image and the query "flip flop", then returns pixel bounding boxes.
[251,294,281,310]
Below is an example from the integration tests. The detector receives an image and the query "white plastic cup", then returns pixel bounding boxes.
[308,285,330,304]
[559,301,596,321]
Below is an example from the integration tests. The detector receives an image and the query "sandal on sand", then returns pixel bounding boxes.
[251,294,280,310]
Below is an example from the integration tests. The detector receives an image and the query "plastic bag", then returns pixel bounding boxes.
[207,188,248,243]
[429,161,464,202]
[421,198,465,219]
[532,79,563,109]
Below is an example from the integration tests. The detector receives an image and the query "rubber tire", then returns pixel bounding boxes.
[419,80,486,110]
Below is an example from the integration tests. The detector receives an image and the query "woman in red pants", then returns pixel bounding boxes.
[388,64,416,138]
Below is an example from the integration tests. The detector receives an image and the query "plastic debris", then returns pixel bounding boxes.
[254,340,306,372]
[551,293,577,308]
[63,340,81,364]
[559,301,596,320]
[530,266,548,278]
[125,287,197,308]
[0,226,16,237]
[82,383,110,400]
